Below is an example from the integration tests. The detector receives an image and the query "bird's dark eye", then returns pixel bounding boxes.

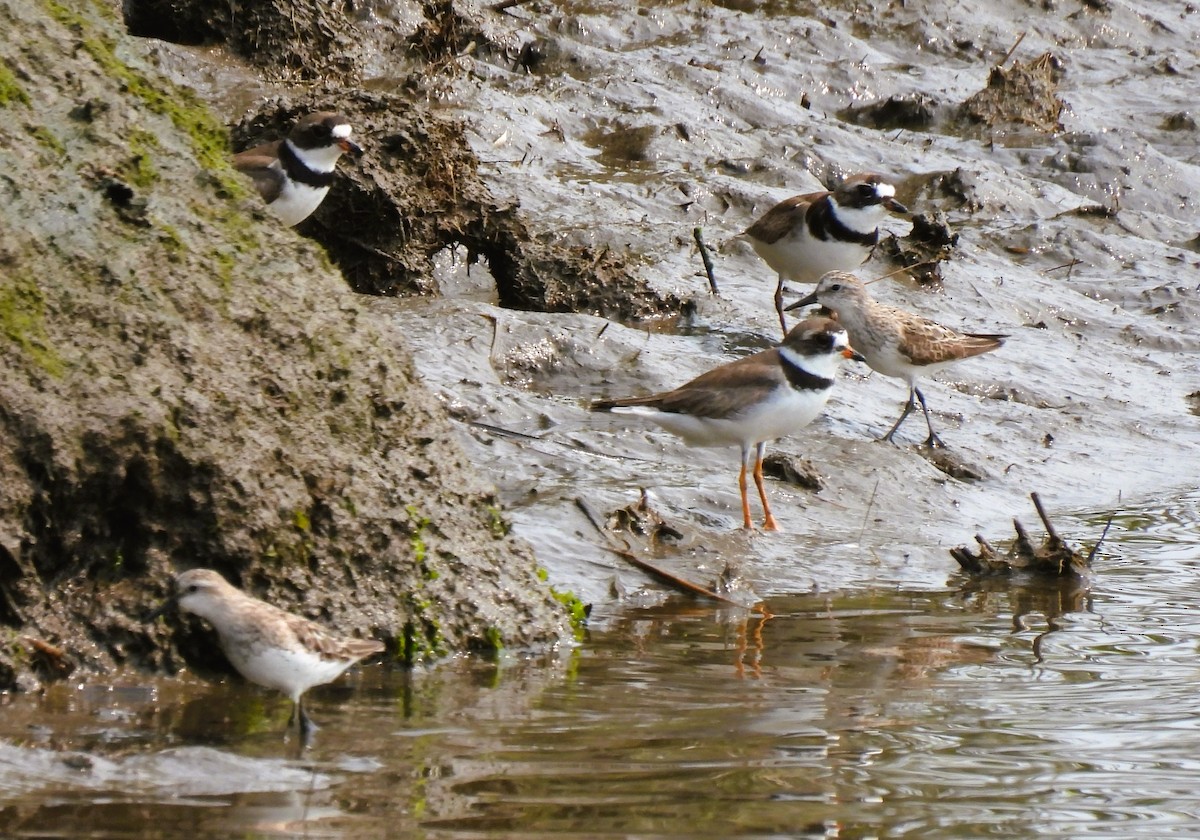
[186,584,199,594]
[830,283,842,292]
[857,184,876,197]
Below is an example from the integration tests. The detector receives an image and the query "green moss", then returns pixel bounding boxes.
[124,128,159,188]
[550,586,589,641]
[156,223,186,259]
[207,213,265,295]
[293,509,311,533]
[536,567,589,640]
[400,605,447,664]
[406,505,437,578]
[28,125,64,155]
[485,505,510,538]
[41,0,246,199]
[483,626,503,656]
[0,273,65,378]
[0,59,30,107]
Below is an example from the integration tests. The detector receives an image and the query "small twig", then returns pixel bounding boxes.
[467,420,544,442]
[1030,492,1058,542]
[857,477,880,545]
[693,227,719,295]
[574,497,742,604]
[490,0,532,13]
[1043,259,1082,277]
[863,260,938,286]
[1086,515,1115,564]
[999,31,1026,68]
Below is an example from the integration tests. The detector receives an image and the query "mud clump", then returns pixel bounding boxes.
[123,0,413,83]
[235,94,684,322]
[879,211,959,285]
[958,53,1066,133]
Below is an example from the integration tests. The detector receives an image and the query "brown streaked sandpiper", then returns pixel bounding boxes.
[153,568,384,742]
[789,271,1006,448]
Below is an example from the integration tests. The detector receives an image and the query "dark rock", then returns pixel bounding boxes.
[1162,111,1197,131]
[840,94,939,131]
[761,453,823,492]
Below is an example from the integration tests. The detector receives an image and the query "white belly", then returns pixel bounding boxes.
[752,232,871,284]
[223,642,353,701]
[616,387,831,450]
[269,182,331,227]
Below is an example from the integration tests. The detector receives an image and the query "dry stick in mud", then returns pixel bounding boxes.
[951,491,1110,577]
[693,227,719,295]
[999,31,1027,68]
[574,497,743,605]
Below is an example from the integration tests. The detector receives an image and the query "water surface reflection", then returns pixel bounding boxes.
[1,492,1199,838]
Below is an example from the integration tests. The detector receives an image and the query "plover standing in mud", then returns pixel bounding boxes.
[233,111,363,227]
[154,568,384,741]
[789,271,1006,448]
[591,317,863,531]
[743,173,908,337]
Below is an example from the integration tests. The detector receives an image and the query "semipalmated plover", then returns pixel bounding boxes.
[233,112,363,227]
[744,173,908,337]
[592,317,863,531]
[155,568,384,741]
[789,271,1006,448]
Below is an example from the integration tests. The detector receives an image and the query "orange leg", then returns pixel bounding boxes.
[752,443,779,531]
[738,457,753,529]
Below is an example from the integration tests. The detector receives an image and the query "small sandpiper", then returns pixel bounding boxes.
[789,271,1006,448]
[743,173,908,337]
[591,317,863,531]
[153,568,384,741]
[232,111,363,227]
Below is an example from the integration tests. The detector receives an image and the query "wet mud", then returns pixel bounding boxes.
[124,0,1200,610]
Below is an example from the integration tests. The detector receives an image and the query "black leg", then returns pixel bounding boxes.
[914,387,945,448]
[298,697,318,745]
[774,275,787,340]
[288,696,318,747]
[882,388,918,444]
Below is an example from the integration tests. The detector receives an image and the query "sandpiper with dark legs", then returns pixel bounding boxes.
[233,111,363,227]
[744,173,908,337]
[591,317,863,531]
[153,568,384,742]
[789,271,1006,448]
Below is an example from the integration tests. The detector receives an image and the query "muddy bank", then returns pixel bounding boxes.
[113,0,1200,610]
[0,0,574,692]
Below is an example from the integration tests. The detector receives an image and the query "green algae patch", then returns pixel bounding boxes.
[0,59,30,107]
[536,568,589,640]
[29,125,65,156]
[125,128,160,188]
[41,0,246,200]
[0,273,65,379]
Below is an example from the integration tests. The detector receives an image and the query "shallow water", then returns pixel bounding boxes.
[3,492,1199,838]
